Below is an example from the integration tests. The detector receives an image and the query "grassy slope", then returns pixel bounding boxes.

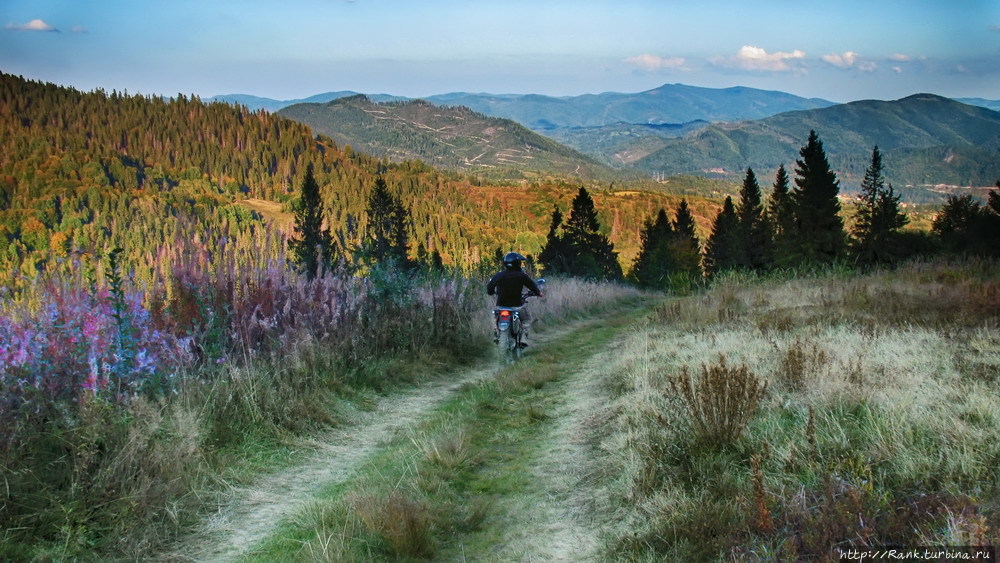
[150,261,999,561]
[600,260,1000,560]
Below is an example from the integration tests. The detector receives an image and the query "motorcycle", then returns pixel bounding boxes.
[493,278,545,363]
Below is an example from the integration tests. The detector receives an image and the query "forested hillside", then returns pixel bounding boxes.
[277,95,621,181]
[633,94,1000,193]
[0,73,711,286]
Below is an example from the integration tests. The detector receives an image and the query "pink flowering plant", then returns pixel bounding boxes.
[0,271,190,421]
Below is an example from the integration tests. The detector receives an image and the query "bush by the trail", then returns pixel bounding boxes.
[668,355,767,445]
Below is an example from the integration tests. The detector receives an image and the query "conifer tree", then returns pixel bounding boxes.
[538,204,569,275]
[359,176,411,268]
[736,168,771,271]
[704,196,740,278]
[289,164,333,279]
[561,187,622,280]
[768,164,795,266]
[789,130,846,264]
[851,146,909,264]
[933,192,1000,256]
[670,198,702,280]
[629,208,674,289]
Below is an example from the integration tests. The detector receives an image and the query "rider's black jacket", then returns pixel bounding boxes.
[487,268,541,307]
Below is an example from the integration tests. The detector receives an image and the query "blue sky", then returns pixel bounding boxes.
[1,0,998,102]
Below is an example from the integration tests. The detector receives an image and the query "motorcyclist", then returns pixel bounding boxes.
[488,252,542,306]
[487,252,543,341]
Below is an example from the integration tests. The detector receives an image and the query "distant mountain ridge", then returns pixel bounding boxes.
[211,83,836,127]
[215,85,1000,195]
[424,84,835,129]
[633,94,1000,192]
[277,95,619,180]
[208,91,405,112]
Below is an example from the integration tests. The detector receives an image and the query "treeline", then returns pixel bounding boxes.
[533,130,1000,290]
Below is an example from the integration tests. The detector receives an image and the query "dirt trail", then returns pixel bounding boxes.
[484,328,624,562]
[159,363,498,562]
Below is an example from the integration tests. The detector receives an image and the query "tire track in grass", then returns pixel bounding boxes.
[478,324,632,561]
[441,303,655,562]
[157,363,499,562]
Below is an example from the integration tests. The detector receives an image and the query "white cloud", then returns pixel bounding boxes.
[890,53,912,62]
[822,51,859,68]
[625,53,688,71]
[712,45,805,72]
[5,18,58,32]
[990,24,1000,32]
[892,66,903,74]
[822,51,877,72]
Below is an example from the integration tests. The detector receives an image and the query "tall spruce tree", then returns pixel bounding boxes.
[851,146,909,264]
[561,187,623,280]
[670,198,703,280]
[736,168,771,271]
[289,164,334,279]
[768,164,795,266]
[789,130,846,264]
[704,196,740,278]
[359,176,411,268]
[629,208,674,289]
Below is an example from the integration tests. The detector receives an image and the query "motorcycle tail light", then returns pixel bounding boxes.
[498,310,512,320]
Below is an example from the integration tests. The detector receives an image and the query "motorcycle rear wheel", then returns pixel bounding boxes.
[500,328,523,363]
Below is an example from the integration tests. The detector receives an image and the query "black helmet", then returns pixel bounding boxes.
[503,252,526,269]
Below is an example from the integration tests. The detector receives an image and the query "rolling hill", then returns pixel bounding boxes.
[631,94,1000,192]
[277,95,622,180]
[424,84,835,130]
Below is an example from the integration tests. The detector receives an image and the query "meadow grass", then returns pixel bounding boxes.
[600,259,1000,560]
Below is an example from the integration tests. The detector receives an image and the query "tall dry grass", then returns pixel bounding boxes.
[600,259,1000,560]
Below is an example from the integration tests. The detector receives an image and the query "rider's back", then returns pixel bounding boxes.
[488,269,537,307]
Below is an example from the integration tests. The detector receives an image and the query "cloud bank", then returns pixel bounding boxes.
[5,19,58,32]
[625,54,688,71]
[822,51,877,71]
[712,45,805,72]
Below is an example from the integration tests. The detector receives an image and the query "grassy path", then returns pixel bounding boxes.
[156,362,501,562]
[161,297,659,561]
